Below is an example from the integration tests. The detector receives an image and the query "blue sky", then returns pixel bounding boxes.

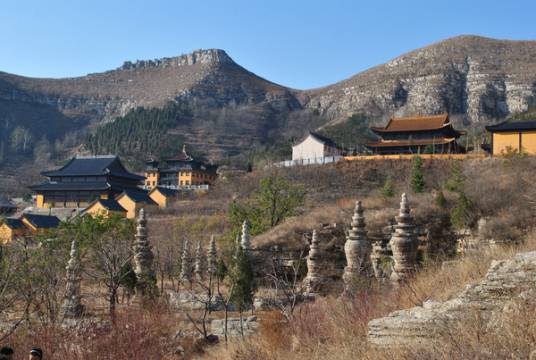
[1,0,535,89]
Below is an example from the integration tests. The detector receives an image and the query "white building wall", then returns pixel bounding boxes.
[292,135,326,161]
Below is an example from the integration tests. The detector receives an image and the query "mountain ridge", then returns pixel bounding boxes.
[2,35,536,174]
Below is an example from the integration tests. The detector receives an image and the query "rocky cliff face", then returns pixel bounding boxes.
[300,36,536,126]
[2,36,536,161]
[0,48,298,127]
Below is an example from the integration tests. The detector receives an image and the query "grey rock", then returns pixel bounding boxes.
[211,316,260,337]
[368,251,536,347]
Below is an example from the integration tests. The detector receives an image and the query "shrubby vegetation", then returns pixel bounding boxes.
[318,113,374,151]
[410,156,425,193]
[229,174,306,237]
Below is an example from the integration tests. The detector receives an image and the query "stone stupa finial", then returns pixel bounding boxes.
[304,229,323,295]
[240,220,251,251]
[61,238,84,318]
[207,235,217,278]
[133,208,157,298]
[343,200,372,295]
[390,193,418,284]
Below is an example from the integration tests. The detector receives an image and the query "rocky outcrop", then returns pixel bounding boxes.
[368,251,536,347]
[302,36,536,125]
[3,36,536,166]
[211,316,259,337]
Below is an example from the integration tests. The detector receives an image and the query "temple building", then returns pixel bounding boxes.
[31,155,145,209]
[366,113,465,155]
[485,120,536,155]
[144,145,217,190]
[292,132,345,161]
[115,190,158,219]
[0,214,61,243]
[0,218,25,243]
[84,199,128,218]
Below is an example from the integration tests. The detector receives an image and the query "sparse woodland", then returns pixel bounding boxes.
[1,156,536,359]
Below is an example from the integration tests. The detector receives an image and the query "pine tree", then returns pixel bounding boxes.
[228,246,254,313]
[410,156,425,193]
[445,165,465,193]
[451,191,474,229]
[381,177,395,198]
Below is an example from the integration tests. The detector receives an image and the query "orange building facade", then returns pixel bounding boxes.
[486,121,536,155]
[144,146,217,190]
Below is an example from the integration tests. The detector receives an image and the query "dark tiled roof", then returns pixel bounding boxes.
[93,199,127,212]
[306,132,341,148]
[485,120,536,132]
[23,214,61,229]
[30,181,111,192]
[42,156,144,181]
[120,190,158,205]
[166,145,193,162]
[152,187,180,197]
[160,160,217,173]
[0,196,16,209]
[3,218,24,229]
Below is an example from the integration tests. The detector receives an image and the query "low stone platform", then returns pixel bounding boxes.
[368,251,536,347]
[211,316,259,337]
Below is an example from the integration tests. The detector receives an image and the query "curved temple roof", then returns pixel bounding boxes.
[371,113,464,136]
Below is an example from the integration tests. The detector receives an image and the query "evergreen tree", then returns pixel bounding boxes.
[410,156,425,193]
[445,164,465,193]
[381,177,395,198]
[228,246,254,313]
[450,191,475,229]
[216,257,228,293]
[435,190,447,208]
[85,101,191,161]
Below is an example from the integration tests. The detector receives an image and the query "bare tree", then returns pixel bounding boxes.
[266,248,307,322]
[85,222,134,320]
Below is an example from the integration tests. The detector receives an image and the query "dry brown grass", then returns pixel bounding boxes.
[209,232,536,360]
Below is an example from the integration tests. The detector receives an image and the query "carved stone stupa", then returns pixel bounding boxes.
[194,241,205,280]
[240,220,251,252]
[207,235,217,279]
[390,193,418,284]
[180,239,193,285]
[343,201,372,293]
[304,229,323,295]
[61,238,84,318]
[132,208,157,297]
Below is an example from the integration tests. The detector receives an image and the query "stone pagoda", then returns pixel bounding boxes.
[207,235,217,279]
[132,209,157,298]
[180,239,193,286]
[390,193,419,284]
[304,229,323,295]
[343,200,372,294]
[240,220,251,252]
[61,238,84,318]
[194,241,205,280]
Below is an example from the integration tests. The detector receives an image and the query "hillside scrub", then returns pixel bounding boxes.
[208,232,536,360]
